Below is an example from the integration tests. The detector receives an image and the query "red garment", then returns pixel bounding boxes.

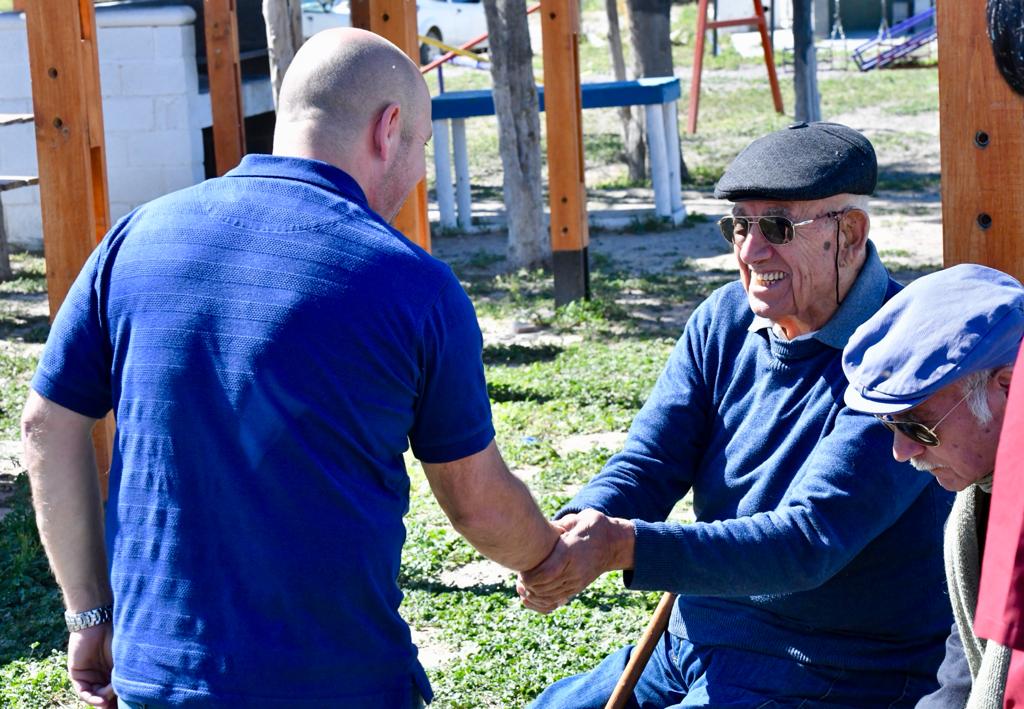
[1007,651,1024,708]
[975,344,1024,707]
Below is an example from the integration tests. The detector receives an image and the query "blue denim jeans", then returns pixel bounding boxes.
[529,632,936,708]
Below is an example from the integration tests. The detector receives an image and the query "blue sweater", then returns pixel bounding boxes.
[563,246,953,678]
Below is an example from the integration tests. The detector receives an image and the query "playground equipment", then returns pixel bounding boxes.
[852,7,936,72]
[688,0,783,133]
[431,77,685,231]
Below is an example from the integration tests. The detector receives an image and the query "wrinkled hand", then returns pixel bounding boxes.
[516,509,634,614]
[68,623,115,707]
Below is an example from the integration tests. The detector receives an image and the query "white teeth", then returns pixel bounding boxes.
[753,271,787,285]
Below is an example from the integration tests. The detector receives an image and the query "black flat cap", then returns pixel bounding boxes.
[714,122,877,201]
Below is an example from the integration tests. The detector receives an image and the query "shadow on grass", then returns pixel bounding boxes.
[483,343,562,367]
[0,476,66,666]
[400,577,517,599]
[487,382,554,403]
[0,314,50,344]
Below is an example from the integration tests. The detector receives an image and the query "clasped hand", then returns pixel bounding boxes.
[516,509,635,614]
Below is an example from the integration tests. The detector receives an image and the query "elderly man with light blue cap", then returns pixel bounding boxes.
[843,263,1024,709]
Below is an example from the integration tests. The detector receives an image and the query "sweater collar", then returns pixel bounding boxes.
[747,240,889,351]
[224,154,370,208]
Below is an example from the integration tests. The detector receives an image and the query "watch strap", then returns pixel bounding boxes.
[64,604,114,632]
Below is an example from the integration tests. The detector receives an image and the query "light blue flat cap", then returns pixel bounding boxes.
[843,264,1024,415]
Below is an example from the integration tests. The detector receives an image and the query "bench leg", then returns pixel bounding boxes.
[662,100,686,225]
[452,119,472,231]
[645,103,671,219]
[433,119,457,230]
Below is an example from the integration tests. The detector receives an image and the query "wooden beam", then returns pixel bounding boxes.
[937,2,1024,280]
[351,0,431,252]
[24,0,115,484]
[541,0,589,304]
[204,0,246,175]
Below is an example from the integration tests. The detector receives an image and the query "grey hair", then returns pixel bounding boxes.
[844,194,870,211]
[961,369,994,425]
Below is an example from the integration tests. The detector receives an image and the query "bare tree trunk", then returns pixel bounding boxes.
[482,0,549,269]
[625,0,689,181]
[792,0,822,122]
[263,0,304,110]
[606,0,645,181]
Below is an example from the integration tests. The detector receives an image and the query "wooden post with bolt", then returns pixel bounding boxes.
[204,0,246,175]
[23,0,115,490]
[541,0,590,305]
[352,0,432,251]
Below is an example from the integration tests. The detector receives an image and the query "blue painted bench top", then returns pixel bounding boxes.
[431,76,680,121]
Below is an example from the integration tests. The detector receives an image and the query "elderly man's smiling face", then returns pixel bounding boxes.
[731,196,868,338]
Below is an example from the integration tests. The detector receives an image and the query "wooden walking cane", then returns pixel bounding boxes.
[604,592,677,709]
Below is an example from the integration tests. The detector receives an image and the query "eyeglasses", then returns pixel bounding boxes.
[875,389,974,447]
[718,211,845,246]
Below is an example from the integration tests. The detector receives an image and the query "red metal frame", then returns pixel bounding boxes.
[688,0,783,133]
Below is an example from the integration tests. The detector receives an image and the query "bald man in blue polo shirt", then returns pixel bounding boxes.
[21,28,560,708]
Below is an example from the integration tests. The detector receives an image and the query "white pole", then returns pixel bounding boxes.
[452,119,472,231]
[432,119,456,230]
[662,100,685,224]
[645,103,670,218]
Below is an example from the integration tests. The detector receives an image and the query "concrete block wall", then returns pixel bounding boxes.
[0,5,205,250]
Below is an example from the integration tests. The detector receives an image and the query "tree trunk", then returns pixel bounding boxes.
[625,0,689,181]
[606,0,645,182]
[263,0,304,110]
[482,0,549,269]
[792,0,822,122]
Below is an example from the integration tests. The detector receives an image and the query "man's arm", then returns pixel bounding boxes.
[914,623,972,708]
[421,440,561,573]
[22,390,114,707]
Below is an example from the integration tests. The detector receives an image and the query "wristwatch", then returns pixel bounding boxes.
[64,604,114,632]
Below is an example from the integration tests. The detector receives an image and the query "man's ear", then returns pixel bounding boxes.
[372,103,402,162]
[840,208,869,252]
[995,365,1015,395]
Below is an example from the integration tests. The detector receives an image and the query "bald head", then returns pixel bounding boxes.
[273,28,431,219]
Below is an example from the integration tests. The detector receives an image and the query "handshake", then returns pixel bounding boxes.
[515,509,636,614]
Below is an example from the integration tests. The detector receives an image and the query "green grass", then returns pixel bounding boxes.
[0,251,702,707]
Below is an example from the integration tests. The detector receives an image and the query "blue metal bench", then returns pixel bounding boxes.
[430,76,685,229]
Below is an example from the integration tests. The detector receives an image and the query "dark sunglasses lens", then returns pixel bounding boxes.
[880,418,939,447]
[719,217,746,244]
[901,423,939,447]
[759,217,793,245]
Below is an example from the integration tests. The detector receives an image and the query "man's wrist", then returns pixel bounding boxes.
[64,604,114,632]
[611,518,636,570]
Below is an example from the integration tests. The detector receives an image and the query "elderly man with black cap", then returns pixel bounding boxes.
[519,122,953,707]
[843,264,1024,708]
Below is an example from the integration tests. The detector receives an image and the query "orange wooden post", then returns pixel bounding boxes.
[688,0,783,134]
[541,0,589,304]
[24,0,115,485]
[204,0,246,175]
[351,0,432,252]
[937,3,1024,280]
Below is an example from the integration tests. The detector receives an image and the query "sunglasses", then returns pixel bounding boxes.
[875,389,973,448]
[718,211,844,246]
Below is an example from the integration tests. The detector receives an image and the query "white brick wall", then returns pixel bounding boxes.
[0,4,237,251]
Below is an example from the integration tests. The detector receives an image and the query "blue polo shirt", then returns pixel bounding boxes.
[32,155,495,707]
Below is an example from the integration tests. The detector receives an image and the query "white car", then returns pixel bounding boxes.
[301,0,489,64]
